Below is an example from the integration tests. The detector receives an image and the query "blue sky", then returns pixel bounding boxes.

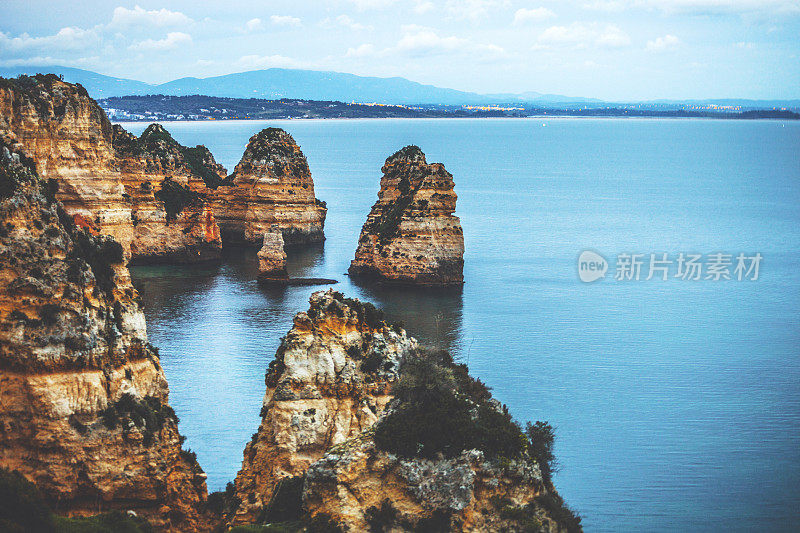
[1,0,798,100]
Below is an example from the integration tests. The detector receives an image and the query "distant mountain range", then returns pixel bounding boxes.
[0,66,599,105]
[1,66,797,109]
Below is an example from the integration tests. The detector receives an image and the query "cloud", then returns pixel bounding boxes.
[646,34,681,51]
[128,32,192,51]
[536,22,631,49]
[108,5,192,28]
[445,0,510,21]
[345,43,377,57]
[393,28,504,57]
[584,0,800,15]
[347,0,398,9]
[270,15,302,27]
[0,27,99,52]
[336,15,373,31]
[244,18,264,32]
[235,54,300,69]
[513,7,556,24]
[414,1,435,14]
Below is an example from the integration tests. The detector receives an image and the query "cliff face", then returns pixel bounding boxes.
[0,75,225,264]
[349,145,464,285]
[0,133,209,531]
[113,124,224,263]
[231,290,416,524]
[214,128,326,246]
[0,75,134,254]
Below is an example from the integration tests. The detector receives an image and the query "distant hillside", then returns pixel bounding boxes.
[0,65,592,105]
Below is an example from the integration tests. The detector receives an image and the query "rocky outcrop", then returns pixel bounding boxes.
[302,348,582,532]
[0,133,210,531]
[113,123,224,263]
[230,290,416,524]
[214,128,326,246]
[0,74,134,254]
[0,74,225,264]
[349,145,464,285]
[257,226,288,281]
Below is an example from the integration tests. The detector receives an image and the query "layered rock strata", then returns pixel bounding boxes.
[112,123,224,263]
[214,128,326,246]
[0,74,225,263]
[0,133,209,531]
[256,226,288,281]
[349,145,464,285]
[0,75,134,253]
[231,290,416,524]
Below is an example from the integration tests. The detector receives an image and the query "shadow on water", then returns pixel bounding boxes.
[349,277,465,357]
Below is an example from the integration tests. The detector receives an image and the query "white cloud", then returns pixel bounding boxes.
[347,0,398,9]
[536,22,631,49]
[513,7,556,24]
[245,18,264,32]
[109,5,192,28]
[235,54,300,69]
[584,0,800,15]
[0,27,99,52]
[646,34,681,51]
[445,0,510,21]
[129,32,192,51]
[336,15,372,31]
[735,41,755,49]
[270,15,302,27]
[345,43,377,57]
[414,1,435,14]
[393,28,504,57]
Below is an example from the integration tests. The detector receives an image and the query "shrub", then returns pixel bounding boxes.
[0,468,54,533]
[365,499,398,533]
[155,178,202,223]
[526,421,557,483]
[258,475,304,524]
[100,394,178,445]
[534,493,582,533]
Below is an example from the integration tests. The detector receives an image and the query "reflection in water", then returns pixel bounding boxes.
[350,278,464,356]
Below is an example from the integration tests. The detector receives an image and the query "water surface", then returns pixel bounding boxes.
[127,118,800,532]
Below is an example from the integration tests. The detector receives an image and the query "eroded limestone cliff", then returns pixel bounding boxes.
[231,290,416,524]
[349,145,464,285]
[113,123,224,263]
[0,133,209,531]
[0,75,225,264]
[214,128,326,246]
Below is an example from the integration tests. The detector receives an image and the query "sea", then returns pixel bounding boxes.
[123,118,800,532]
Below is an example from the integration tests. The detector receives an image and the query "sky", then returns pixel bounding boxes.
[1,0,799,100]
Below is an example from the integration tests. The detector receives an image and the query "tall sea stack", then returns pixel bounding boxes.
[349,145,464,285]
[214,128,326,246]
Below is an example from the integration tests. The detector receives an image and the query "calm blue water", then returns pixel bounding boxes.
[126,118,800,532]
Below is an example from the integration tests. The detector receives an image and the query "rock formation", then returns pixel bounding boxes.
[230,290,416,524]
[349,145,464,285]
[0,74,134,253]
[0,133,210,531]
[0,74,225,264]
[113,123,224,263]
[257,226,288,281]
[214,128,326,246]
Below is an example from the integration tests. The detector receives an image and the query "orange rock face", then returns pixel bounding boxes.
[113,124,225,263]
[0,75,224,264]
[214,128,326,246]
[256,226,288,280]
[349,145,464,285]
[230,290,416,524]
[0,133,212,531]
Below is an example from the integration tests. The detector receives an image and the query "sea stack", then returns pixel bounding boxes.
[349,145,464,285]
[113,123,225,263]
[214,128,326,246]
[230,290,416,524]
[256,226,288,281]
[0,133,208,530]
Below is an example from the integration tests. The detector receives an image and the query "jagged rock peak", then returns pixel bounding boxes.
[229,290,416,525]
[385,144,427,165]
[234,127,310,178]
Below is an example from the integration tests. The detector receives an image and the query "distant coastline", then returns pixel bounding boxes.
[101,94,800,123]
